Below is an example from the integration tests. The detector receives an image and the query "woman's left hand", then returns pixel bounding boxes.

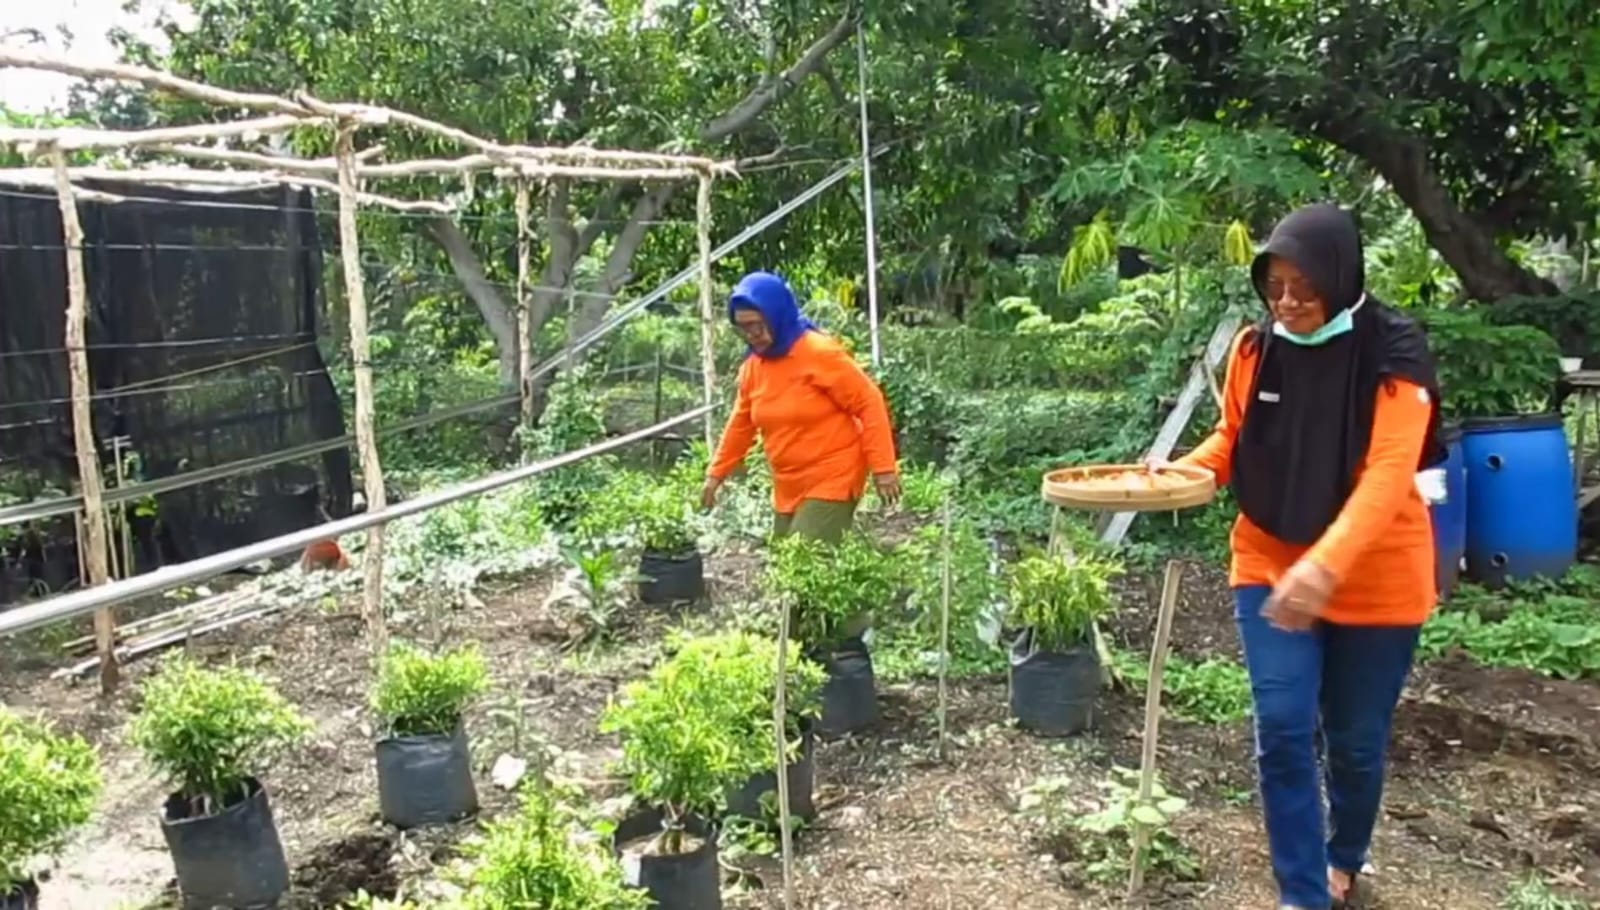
[1264,559,1338,632]
[873,472,903,508]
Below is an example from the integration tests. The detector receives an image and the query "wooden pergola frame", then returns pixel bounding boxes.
[0,50,737,692]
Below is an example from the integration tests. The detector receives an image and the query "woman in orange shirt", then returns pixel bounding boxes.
[1175,205,1444,910]
[701,271,900,541]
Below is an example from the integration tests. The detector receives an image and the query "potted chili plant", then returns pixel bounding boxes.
[130,654,311,909]
[599,635,779,910]
[372,640,489,829]
[663,632,826,823]
[1006,552,1121,736]
[764,532,898,736]
[463,784,647,910]
[0,708,101,910]
[634,489,705,605]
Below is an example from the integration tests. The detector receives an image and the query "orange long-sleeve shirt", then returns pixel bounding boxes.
[1178,331,1437,626]
[709,331,898,514]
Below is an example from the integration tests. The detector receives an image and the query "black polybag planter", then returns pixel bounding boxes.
[813,638,878,737]
[638,549,705,604]
[159,776,289,910]
[724,719,816,821]
[375,724,479,829]
[0,879,39,910]
[1009,629,1100,736]
[612,808,722,910]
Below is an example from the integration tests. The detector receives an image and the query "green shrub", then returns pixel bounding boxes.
[763,532,901,646]
[575,462,701,555]
[0,709,102,891]
[947,390,1138,492]
[878,517,1006,680]
[130,654,312,812]
[1416,308,1560,419]
[1007,552,1121,652]
[599,632,824,840]
[373,641,491,738]
[464,785,647,910]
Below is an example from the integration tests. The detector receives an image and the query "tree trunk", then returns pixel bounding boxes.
[1315,120,1557,302]
[423,217,520,387]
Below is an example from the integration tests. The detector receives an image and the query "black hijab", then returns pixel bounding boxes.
[1231,204,1446,546]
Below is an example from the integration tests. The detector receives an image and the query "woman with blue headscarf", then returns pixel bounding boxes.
[701,271,900,541]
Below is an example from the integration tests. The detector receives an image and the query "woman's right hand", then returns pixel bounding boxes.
[700,477,725,510]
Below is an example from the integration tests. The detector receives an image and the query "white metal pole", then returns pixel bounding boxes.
[855,21,883,367]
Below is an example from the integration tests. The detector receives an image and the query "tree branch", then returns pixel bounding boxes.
[700,5,860,142]
[423,217,520,386]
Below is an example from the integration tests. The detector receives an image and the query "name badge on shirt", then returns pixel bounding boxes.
[1257,390,1281,403]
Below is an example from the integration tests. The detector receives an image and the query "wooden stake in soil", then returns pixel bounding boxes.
[1128,559,1184,896]
[772,596,797,910]
[334,120,389,655]
[514,179,536,436]
[936,489,953,760]
[51,146,119,693]
[695,174,718,451]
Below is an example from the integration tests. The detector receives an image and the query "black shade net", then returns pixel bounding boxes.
[0,180,352,602]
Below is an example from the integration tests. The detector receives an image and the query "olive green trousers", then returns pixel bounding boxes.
[771,498,859,543]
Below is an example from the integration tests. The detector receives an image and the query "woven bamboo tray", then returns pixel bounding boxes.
[1041,463,1217,512]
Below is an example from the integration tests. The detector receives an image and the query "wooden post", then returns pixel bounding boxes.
[1128,559,1184,895]
[51,146,119,693]
[936,489,953,760]
[514,178,536,437]
[696,173,718,451]
[773,597,796,910]
[334,119,389,654]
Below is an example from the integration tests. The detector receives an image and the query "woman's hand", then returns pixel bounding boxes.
[1264,559,1338,631]
[700,477,725,510]
[873,472,903,508]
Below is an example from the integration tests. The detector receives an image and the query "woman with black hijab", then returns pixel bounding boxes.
[1174,203,1444,910]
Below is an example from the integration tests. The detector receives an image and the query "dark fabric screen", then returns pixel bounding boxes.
[0,179,351,599]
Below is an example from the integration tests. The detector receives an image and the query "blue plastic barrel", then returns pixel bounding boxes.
[1461,414,1578,588]
[1428,423,1468,599]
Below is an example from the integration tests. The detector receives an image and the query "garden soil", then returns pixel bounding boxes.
[2,556,1598,909]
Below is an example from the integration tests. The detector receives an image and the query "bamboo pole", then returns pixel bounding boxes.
[1128,559,1184,896]
[50,145,119,693]
[333,120,389,655]
[696,174,718,451]
[936,489,953,760]
[515,179,536,434]
[773,597,797,910]
[161,144,706,182]
[0,166,456,213]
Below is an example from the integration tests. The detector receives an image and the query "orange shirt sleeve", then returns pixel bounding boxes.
[1176,330,1254,486]
[1306,379,1433,582]
[808,343,899,476]
[708,361,757,480]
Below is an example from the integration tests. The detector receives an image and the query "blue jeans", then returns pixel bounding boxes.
[1234,585,1420,909]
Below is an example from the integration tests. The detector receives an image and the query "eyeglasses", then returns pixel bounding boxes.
[1263,276,1319,304]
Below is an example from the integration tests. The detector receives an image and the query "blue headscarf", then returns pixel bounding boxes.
[729,271,817,359]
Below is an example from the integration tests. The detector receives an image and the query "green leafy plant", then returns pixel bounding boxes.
[575,462,701,556]
[1007,553,1122,652]
[544,547,631,648]
[1489,291,1600,359]
[463,785,647,910]
[1415,308,1560,419]
[763,533,901,647]
[1113,651,1253,725]
[1020,766,1198,886]
[1501,873,1587,910]
[130,654,312,814]
[599,632,825,849]
[0,708,102,892]
[1419,595,1600,680]
[373,641,490,738]
[875,517,1006,681]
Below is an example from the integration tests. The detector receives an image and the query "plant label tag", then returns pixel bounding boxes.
[621,852,641,886]
[1257,391,1281,403]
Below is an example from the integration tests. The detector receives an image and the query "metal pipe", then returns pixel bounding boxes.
[0,405,712,639]
[856,21,883,368]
